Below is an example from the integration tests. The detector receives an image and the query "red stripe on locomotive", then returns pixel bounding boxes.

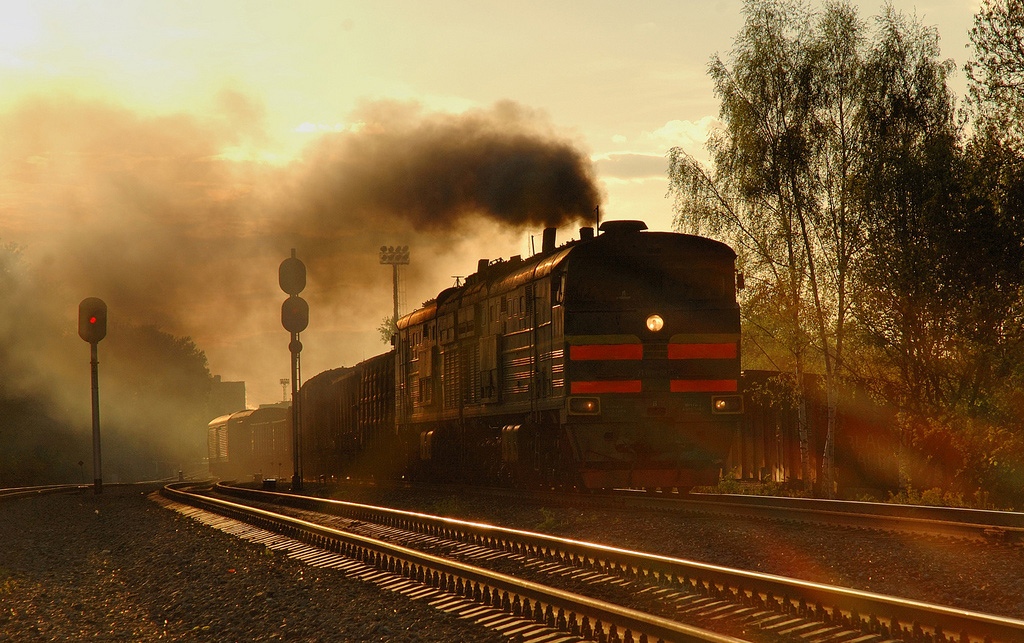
[570,380,643,394]
[670,379,738,392]
[667,342,737,359]
[569,344,643,360]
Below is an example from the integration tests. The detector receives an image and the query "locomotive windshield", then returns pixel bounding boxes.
[564,251,735,308]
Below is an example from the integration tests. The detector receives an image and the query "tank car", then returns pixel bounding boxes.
[390,220,742,490]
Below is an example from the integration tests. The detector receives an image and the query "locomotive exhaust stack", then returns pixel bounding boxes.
[542,227,556,253]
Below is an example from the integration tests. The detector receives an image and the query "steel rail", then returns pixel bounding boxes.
[672,492,1024,540]
[0,483,87,499]
[215,483,1024,643]
[163,482,747,643]
[0,478,198,501]
[323,479,1024,540]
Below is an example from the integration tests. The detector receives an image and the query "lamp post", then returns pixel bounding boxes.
[378,245,410,331]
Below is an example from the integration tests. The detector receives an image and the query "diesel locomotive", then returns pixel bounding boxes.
[211,220,743,491]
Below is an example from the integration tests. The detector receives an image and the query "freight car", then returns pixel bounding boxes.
[295,220,743,491]
[727,370,900,494]
[207,403,291,482]
[297,353,395,480]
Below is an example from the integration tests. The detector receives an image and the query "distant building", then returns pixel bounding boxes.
[210,375,246,417]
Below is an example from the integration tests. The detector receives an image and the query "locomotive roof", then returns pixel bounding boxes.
[396,224,734,330]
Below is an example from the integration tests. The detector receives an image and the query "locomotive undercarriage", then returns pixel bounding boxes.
[399,403,735,492]
[568,419,733,490]
[401,410,584,489]
[560,389,738,489]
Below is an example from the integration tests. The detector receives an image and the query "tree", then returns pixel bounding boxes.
[966,0,1024,150]
[377,315,397,344]
[854,7,1024,500]
[103,323,215,477]
[1,240,217,483]
[669,0,869,494]
[852,8,960,486]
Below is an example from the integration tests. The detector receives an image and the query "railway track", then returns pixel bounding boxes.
[159,482,1024,643]
[628,491,1024,542]
[0,483,88,500]
[0,478,187,501]
[306,480,1024,542]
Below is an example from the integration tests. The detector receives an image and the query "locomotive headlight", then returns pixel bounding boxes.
[646,314,664,332]
[568,397,601,415]
[712,395,743,414]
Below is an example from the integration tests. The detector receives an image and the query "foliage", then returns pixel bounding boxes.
[695,474,812,498]
[884,485,1009,510]
[675,0,1024,505]
[377,315,397,344]
[966,0,1024,151]
[669,0,874,493]
[102,323,215,475]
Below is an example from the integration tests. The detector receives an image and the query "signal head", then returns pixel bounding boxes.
[281,295,309,333]
[78,297,107,343]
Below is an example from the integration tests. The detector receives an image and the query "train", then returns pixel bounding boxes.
[207,403,292,482]
[209,220,745,491]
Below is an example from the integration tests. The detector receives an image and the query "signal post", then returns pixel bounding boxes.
[280,250,308,491]
[78,298,107,494]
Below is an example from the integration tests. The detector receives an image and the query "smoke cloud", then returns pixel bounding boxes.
[0,92,602,481]
[290,100,600,232]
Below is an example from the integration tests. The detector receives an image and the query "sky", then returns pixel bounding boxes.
[0,0,982,408]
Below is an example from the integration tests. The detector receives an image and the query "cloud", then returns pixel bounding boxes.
[647,116,721,151]
[592,152,667,181]
[607,116,721,167]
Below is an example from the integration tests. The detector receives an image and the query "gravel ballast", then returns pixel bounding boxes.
[0,485,508,642]
[3,483,1022,642]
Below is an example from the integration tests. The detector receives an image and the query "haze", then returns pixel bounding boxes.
[0,0,979,407]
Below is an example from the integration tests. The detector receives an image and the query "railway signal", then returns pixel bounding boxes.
[280,250,307,491]
[281,295,309,333]
[279,250,306,295]
[78,297,107,494]
[78,297,107,343]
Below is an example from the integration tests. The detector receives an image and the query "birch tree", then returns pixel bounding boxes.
[669,0,868,494]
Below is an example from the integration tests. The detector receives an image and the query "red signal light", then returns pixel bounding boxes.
[78,298,107,343]
[281,295,309,333]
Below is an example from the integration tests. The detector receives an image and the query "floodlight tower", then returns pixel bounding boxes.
[379,245,410,331]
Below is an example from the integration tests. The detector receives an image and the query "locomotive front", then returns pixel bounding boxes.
[560,221,741,490]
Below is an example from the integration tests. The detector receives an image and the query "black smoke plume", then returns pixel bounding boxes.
[290,100,601,232]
